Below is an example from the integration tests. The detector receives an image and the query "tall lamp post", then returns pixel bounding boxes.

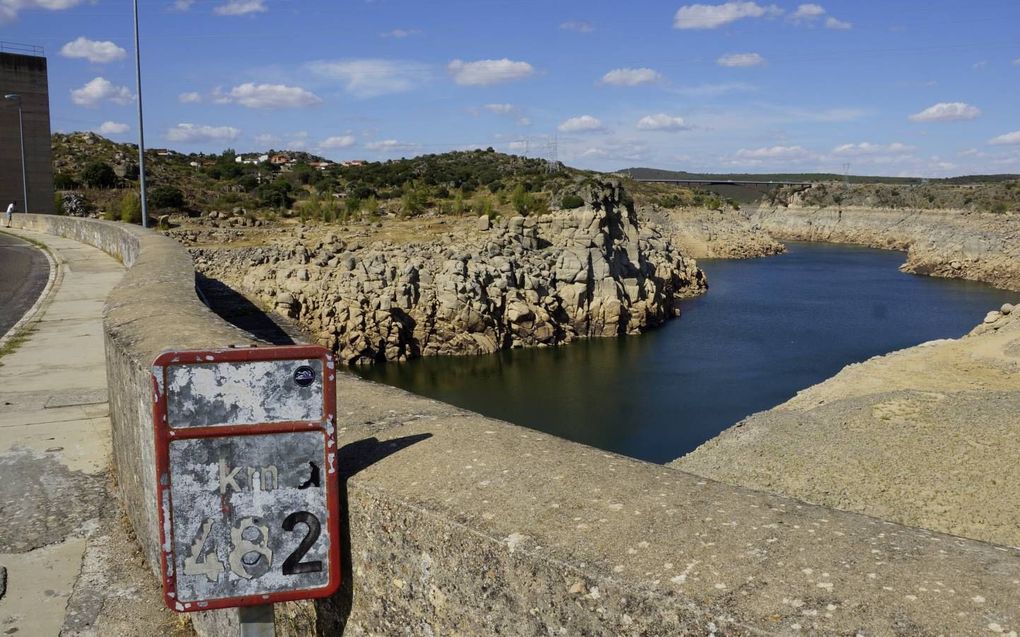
[4,93,28,214]
[132,0,149,228]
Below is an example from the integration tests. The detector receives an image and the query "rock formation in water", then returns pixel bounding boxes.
[191,180,706,364]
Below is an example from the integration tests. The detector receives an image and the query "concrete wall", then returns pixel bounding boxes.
[0,52,54,214]
[11,213,1020,635]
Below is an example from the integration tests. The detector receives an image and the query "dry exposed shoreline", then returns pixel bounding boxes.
[664,204,1020,548]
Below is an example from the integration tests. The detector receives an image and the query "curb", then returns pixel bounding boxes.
[0,229,62,352]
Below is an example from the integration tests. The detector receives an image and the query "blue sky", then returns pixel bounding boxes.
[4,0,1020,176]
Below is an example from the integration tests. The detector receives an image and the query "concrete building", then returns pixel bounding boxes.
[1,46,54,214]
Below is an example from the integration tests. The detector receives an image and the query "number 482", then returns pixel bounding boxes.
[182,511,323,582]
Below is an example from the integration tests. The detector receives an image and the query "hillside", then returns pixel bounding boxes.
[619,166,1020,185]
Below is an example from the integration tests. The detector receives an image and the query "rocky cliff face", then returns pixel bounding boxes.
[751,206,1020,291]
[639,205,785,259]
[191,181,705,364]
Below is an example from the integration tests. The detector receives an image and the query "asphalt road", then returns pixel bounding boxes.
[0,232,50,337]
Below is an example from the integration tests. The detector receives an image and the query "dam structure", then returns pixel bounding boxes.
[0,44,54,214]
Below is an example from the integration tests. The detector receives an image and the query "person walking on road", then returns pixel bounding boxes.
[4,202,13,227]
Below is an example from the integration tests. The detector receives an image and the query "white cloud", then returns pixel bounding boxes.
[989,130,1020,146]
[60,37,126,64]
[600,67,662,86]
[214,0,266,15]
[558,115,605,133]
[0,0,86,23]
[178,91,202,104]
[218,83,321,109]
[832,142,914,156]
[717,52,766,67]
[1013,58,1020,66]
[560,20,593,32]
[673,2,780,29]
[671,82,757,97]
[825,16,852,29]
[380,28,419,38]
[172,0,194,10]
[96,121,129,135]
[319,135,356,149]
[483,103,515,115]
[791,3,825,19]
[908,102,981,122]
[636,113,689,131]
[166,123,240,143]
[307,59,430,98]
[447,58,535,86]
[735,145,811,160]
[70,77,133,107]
[365,139,416,151]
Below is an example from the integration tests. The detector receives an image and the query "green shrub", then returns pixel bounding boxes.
[561,194,584,209]
[54,173,79,190]
[149,185,185,209]
[54,192,65,215]
[119,192,142,224]
[82,161,118,189]
[361,196,379,216]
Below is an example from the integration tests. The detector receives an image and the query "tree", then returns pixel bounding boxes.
[149,185,185,209]
[82,161,118,189]
[120,192,142,224]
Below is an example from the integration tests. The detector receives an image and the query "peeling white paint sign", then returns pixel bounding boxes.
[152,345,341,612]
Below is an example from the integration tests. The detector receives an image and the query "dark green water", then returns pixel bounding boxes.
[358,242,1016,463]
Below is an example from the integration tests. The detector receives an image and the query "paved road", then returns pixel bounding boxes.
[0,231,49,337]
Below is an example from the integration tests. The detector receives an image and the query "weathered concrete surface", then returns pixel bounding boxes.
[0,227,190,635]
[13,214,1020,635]
[675,303,1020,550]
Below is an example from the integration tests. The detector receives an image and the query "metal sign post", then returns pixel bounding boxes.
[151,345,341,629]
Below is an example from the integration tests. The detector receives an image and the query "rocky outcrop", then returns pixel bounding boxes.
[192,181,705,364]
[640,205,785,259]
[751,205,1020,291]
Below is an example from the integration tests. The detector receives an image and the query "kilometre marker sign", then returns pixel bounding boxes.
[151,345,341,612]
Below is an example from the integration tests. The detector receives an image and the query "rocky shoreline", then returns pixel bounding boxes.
[190,182,706,365]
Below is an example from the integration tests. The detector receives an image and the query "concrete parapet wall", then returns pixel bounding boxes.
[11,213,1020,634]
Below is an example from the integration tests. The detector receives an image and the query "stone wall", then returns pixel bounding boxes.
[9,214,1020,635]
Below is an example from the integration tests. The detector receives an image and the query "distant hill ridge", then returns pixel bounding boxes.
[619,167,1020,186]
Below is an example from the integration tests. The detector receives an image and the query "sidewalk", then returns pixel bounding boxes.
[0,229,190,636]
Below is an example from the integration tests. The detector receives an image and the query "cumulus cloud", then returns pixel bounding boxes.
[735,145,811,160]
[165,123,240,143]
[60,37,126,64]
[908,102,981,122]
[791,3,825,19]
[483,103,515,115]
[989,130,1020,146]
[70,77,133,107]
[636,113,689,131]
[0,0,87,23]
[560,20,593,32]
[178,91,202,104]
[600,67,662,86]
[365,139,416,151]
[218,83,321,109]
[558,115,605,133]
[307,59,430,98]
[214,0,266,15]
[380,28,419,38]
[319,135,357,149]
[825,16,852,29]
[717,52,766,67]
[673,2,781,29]
[172,0,194,10]
[447,58,535,86]
[96,121,129,135]
[832,142,914,156]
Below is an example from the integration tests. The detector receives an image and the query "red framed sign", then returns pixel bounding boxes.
[151,345,341,612]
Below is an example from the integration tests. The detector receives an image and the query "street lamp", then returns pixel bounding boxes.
[132,0,149,228]
[4,93,28,214]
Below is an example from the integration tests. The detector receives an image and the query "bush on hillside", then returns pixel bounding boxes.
[82,161,118,189]
[120,192,142,224]
[149,185,185,209]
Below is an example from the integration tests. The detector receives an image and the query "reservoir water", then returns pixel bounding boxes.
[358,242,1016,463]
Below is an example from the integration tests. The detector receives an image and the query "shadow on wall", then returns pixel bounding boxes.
[315,433,433,634]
